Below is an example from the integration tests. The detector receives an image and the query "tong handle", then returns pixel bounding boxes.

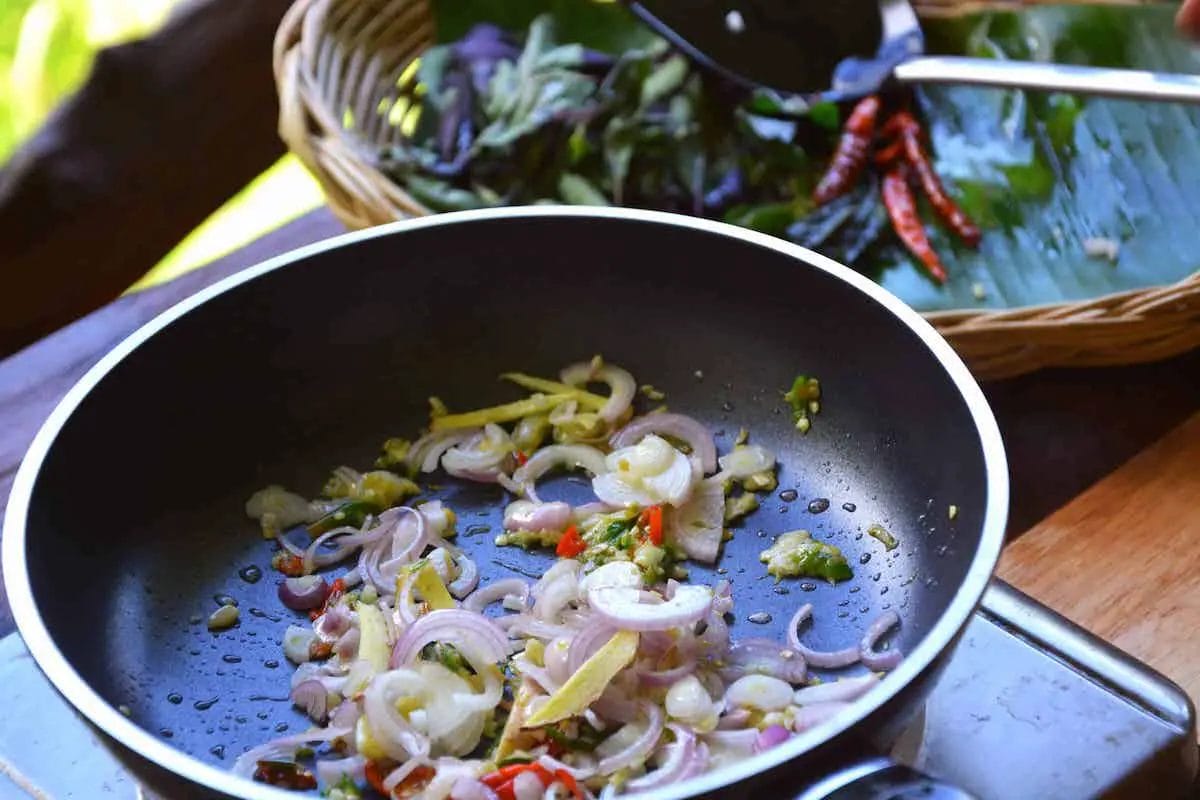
[893,55,1200,103]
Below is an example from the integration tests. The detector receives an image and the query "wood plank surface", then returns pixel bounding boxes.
[1001,411,1200,710]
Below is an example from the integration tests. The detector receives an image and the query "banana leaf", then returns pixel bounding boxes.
[428,1,1200,313]
[896,5,1200,311]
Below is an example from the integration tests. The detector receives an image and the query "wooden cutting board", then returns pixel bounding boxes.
[1000,410,1200,716]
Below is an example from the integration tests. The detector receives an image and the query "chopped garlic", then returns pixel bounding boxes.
[1083,237,1120,263]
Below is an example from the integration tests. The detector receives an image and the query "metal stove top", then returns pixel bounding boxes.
[0,581,1193,799]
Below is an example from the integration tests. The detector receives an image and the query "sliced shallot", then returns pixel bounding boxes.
[793,674,880,706]
[626,723,697,791]
[611,413,717,474]
[511,444,608,502]
[860,610,904,671]
[278,575,329,611]
[596,701,665,775]
[787,603,861,669]
[503,499,572,532]
[232,726,351,777]
[589,584,712,631]
[792,701,852,732]
[464,578,530,613]
[561,359,637,424]
[290,679,329,722]
[721,637,807,684]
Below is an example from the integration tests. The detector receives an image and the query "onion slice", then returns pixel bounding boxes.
[409,429,476,474]
[626,723,697,791]
[446,553,480,598]
[503,500,572,532]
[442,424,514,483]
[290,679,330,722]
[391,609,510,670]
[753,724,792,753]
[232,726,351,777]
[450,778,500,800]
[536,754,597,781]
[566,623,622,674]
[793,674,880,705]
[315,755,365,788]
[611,413,717,474]
[792,701,852,732]
[278,575,329,611]
[702,728,758,754]
[329,699,361,730]
[382,756,433,793]
[588,584,712,631]
[787,603,861,669]
[717,444,776,480]
[464,578,530,613]
[663,477,725,563]
[721,638,807,684]
[362,669,431,760]
[561,359,636,424]
[860,610,903,671]
[511,444,608,502]
[638,656,698,688]
[596,701,665,774]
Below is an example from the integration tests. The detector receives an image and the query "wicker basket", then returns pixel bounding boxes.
[273,0,1200,380]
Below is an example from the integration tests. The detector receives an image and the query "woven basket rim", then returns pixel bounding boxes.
[273,0,1200,379]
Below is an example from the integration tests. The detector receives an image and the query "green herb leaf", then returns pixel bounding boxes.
[403,175,487,212]
[558,172,610,205]
[602,117,636,204]
[806,100,840,131]
[639,55,689,108]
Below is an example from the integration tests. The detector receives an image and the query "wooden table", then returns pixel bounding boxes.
[1,207,1198,701]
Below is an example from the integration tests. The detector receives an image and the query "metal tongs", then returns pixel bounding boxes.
[626,0,1200,105]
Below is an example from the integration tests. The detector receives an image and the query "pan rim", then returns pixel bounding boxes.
[2,205,1008,799]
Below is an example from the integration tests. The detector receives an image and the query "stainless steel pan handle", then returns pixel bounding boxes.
[794,756,977,800]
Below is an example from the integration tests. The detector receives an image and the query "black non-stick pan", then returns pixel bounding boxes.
[2,208,1006,799]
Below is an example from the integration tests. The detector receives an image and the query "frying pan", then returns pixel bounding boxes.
[2,208,1007,799]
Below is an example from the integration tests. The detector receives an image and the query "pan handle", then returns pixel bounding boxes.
[793,756,977,800]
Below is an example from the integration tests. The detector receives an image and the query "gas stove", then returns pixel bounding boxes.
[0,581,1193,799]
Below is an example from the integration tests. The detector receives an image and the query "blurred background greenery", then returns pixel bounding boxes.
[0,0,324,291]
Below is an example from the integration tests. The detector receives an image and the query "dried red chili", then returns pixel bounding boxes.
[813,95,881,205]
[882,166,947,284]
[885,112,981,247]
